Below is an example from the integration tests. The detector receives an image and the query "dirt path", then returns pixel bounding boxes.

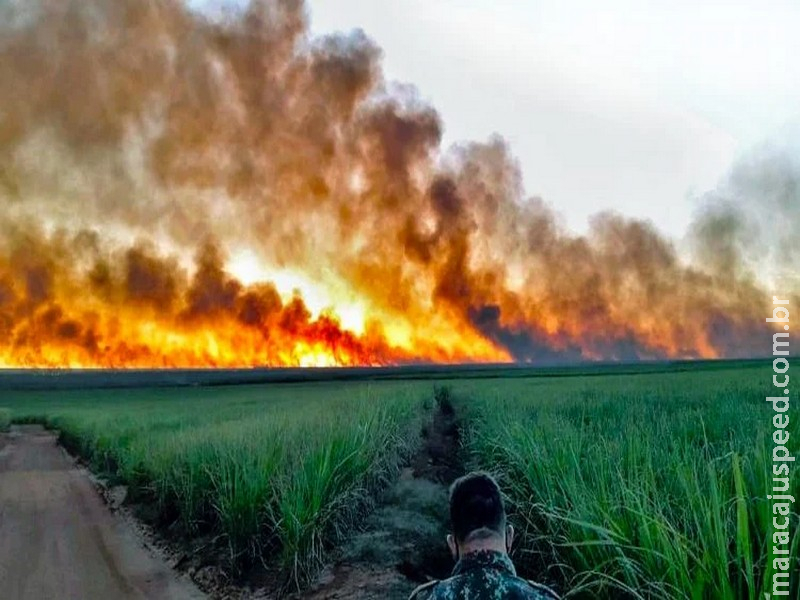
[0,425,204,600]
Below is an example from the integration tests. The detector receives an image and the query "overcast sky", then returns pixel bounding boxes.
[307,0,799,239]
[195,0,800,239]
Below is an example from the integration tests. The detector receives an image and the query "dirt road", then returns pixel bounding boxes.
[0,425,204,600]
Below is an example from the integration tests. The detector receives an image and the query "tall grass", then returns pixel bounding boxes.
[458,366,800,599]
[4,363,797,598]
[4,381,427,587]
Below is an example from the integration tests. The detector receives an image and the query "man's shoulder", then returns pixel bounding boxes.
[408,574,561,599]
[500,575,561,599]
[521,579,562,599]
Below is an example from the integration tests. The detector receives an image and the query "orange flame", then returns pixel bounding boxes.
[0,0,792,367]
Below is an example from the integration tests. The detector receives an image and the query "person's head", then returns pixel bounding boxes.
[446,471,514,560]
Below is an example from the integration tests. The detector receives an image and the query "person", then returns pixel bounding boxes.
[409,472,560,600]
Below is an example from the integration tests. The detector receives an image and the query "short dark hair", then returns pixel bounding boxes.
[449,471,506,542]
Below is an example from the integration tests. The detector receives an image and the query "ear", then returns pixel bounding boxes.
[505,525,515,551]
[447,534,458,560]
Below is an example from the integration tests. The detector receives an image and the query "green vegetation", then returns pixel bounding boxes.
[454,363,799,599]
[4,382,428,585]
[3,360,798,598]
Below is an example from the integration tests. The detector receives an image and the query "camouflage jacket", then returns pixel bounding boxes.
[409,550,561,599]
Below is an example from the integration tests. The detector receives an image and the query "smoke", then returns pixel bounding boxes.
[0,0,795,367]
[690,148,799,288]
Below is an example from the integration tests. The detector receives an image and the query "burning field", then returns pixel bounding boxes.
[1,0,797,368]
[1,3,799,599]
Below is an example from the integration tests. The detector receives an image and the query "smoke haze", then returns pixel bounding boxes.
[0,0,796,367]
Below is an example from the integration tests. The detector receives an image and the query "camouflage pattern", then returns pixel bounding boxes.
[409,550,560,599]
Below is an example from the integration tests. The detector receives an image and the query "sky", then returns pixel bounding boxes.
[194,0,800,240]
[1,0,795,367]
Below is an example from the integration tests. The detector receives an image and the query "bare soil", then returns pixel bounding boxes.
[0,425,204,600]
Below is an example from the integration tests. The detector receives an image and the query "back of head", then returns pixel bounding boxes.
[449,471,506,543]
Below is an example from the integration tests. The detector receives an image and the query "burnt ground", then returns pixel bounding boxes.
[288,392,464,600]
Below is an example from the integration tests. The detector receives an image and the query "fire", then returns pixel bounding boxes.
[0,0,794,368]
[0,233,508,367]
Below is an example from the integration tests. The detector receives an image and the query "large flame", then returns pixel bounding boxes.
[0,0,795,368]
